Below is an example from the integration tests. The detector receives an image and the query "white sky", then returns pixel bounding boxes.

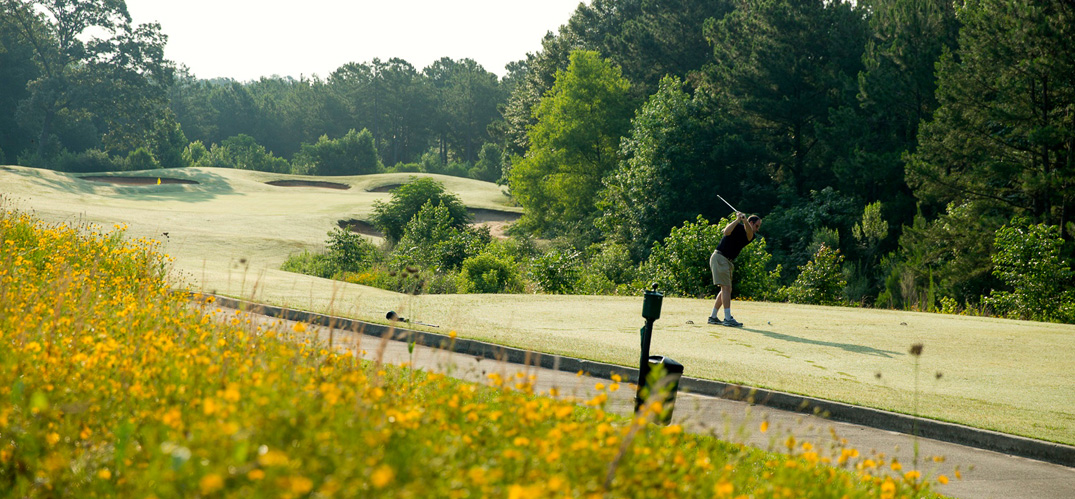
[124,0,586,82]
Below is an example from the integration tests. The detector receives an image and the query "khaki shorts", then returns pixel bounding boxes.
[709,250,734,288]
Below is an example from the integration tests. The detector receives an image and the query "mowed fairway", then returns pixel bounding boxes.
[3,164,1073,446]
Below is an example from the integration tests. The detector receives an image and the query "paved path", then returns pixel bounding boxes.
[214,301,1075,499]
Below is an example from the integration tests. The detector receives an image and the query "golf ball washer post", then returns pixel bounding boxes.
[636,285,663,412]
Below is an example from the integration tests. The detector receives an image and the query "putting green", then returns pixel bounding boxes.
[3,164,1073,445]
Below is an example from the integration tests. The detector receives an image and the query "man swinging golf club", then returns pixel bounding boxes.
[708,195,763,327]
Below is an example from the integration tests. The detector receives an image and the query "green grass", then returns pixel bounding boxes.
[3,164,1074,446]
[0,195,947,497]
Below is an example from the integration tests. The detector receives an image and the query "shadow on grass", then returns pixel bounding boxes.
[65,169,238,203]
[2,167,240,203]
[739,328,904,358]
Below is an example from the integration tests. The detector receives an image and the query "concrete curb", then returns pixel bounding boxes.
[199,293,1075,469]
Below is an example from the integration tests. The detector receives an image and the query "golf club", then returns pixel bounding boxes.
[716,194,740,214]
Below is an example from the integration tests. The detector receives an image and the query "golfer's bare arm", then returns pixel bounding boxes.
[723,219,738,235]
[742,215,754,241]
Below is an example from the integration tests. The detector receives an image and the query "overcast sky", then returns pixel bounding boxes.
[124,0,585,81]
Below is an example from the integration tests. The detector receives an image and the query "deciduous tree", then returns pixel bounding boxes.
[599,76,762,260]
[984,217,1075,322]
[3,0,173,158]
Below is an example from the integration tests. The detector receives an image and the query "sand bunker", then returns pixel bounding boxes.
[80,176,199,185]
[266,180,350,190]
[336,209,519,240]
[337,219,383,237]
[469,208,520,223]
[367,184,402,193]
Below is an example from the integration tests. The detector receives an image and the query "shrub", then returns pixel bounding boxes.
[281,250,338,279]
[528,248,582,294]
[468,142,503,182]
[53,148,122,173]
[459,252,522,293]
[125,147,158,171]
[371,177,470,243]
[418,150,470,177]
[734,236,783,301]
[340,265,458,295]
[392,201,461,269]
[386,162,422,173]
[577,242,638,295]
[781,244,847,305]
[206,134,290,173]
[282,229,382,280]
[983,217,1075,322]
[183,140,210,166]
[590,242,637,284]
[293,128,383,176]
[430,226,491,272]
[326,227,381,273]
[639,215,724,297]
[639,215,779,299]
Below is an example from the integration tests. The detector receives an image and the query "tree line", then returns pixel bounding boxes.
[1,0,512,180]
[2,0,1073,322]
[503,0,1075,322]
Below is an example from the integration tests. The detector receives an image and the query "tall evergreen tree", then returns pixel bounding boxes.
[822,0,959,223]
[896,0,1075,307]
[908,0,1075,230]
[509,50,634,240]
[423,58,503,164]
[702,0,868,197]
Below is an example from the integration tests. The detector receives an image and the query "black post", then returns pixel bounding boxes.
[635,284,663,413]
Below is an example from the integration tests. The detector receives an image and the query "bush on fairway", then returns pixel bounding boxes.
[0,205,948,498]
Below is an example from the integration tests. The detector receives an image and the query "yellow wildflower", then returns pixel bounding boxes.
[371,464,394,488]
[283,475,313,494]
[880,479,896,499]
[199,474,225,494]
[508,484,542,499]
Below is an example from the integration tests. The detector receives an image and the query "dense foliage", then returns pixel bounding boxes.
[369,177,471,244]
[4,0,1074,321]
[509,50,634,241]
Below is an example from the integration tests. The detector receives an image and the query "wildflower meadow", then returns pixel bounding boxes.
[0,203,946,497]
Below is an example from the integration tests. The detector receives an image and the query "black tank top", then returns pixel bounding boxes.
[716,223,752,260]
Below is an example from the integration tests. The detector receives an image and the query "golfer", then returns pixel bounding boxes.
[708,212,762,327]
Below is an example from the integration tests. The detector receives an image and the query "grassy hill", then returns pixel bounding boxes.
[3,164,1073,446]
